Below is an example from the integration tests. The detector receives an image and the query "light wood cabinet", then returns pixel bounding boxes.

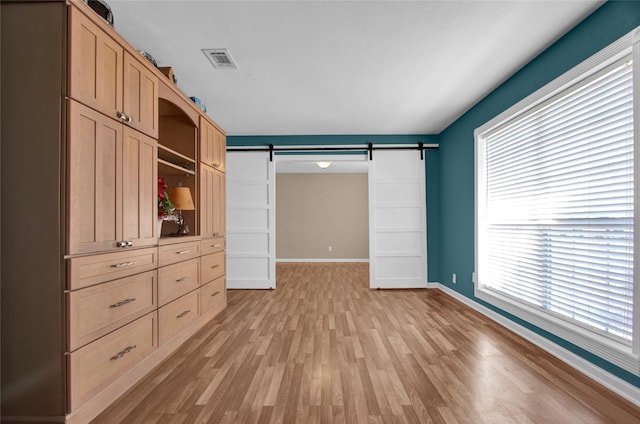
[201,251,226,283]
[2,1,227,422]
[68,99,123,254]
[200,117,226,172]
[200,163,226,239]
[158,258,200,306]
[68,270,157,351]
[201,237,225,255]
[158,240,201,267]
[200,276,226,316]
[68,247,158,290]
[158,291,199,345]
[70,6,158,139]
[124,52,159,138]
[68,100,158,255]
[69,4,123,120]
[68,312,157,411]
[122,126,159,247]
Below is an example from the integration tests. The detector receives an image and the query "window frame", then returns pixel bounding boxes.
[474,27,640,375]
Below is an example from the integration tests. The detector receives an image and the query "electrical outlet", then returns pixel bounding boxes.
[328,245,333,252]
[452,273,457,284]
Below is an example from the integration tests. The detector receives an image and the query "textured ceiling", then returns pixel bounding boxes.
[108,0,603,136]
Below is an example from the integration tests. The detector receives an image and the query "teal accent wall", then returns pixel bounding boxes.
[437,0,640,386]
[228,135,440,281]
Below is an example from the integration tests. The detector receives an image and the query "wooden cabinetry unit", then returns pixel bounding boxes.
[68,312,158,410]
[69,4,123,120]
[69,5,158,139]
[67,100,158,255]
[68,270,157,351]
[201,163,226,238]
[123,52,159,138]
[200,116,226,172]
[1,1,227,423]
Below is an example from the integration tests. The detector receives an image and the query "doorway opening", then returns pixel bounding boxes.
[275,154,369,264]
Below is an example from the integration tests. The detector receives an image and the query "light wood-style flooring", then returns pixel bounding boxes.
[93,263,640,423]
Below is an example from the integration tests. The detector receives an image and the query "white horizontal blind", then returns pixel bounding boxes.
[480,57,634,343]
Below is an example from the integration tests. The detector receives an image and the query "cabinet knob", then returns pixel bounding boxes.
[116,241,127,248]
[116,111,134,124]
[126,241,133,247]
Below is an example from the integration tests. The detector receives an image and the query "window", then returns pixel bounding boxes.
[475,29,639,374]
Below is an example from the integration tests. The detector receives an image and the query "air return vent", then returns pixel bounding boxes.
[202,48,238,69]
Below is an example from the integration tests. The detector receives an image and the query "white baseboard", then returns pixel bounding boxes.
[276,258,369,263]
[427,282,640,408]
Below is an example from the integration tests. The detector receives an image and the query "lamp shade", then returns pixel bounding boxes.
[169,186,195,210]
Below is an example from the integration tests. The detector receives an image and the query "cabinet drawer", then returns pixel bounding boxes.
[158,258,200,306]
[200,237,225,256]
[201,252,225,284]
[200,277,226,316]
[159,291,199,345]
[68,311,157,411]
[68,270,157,351]
[68,248,158,290]
[158,241,201,267]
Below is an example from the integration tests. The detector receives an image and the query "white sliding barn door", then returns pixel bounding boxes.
[226,152,276,289]
[369,150,427,289]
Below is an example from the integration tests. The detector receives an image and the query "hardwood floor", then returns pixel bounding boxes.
[93,263,640,423]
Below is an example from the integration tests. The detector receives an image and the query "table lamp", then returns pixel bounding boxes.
[168,185,195,236]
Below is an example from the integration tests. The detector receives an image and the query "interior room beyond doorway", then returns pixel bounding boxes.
[275,155,369,263]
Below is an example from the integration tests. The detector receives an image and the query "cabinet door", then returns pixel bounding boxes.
[123,52,159,139]
[215,130,226,173]
[199,117,216,166]
[69,6,123,120]
[200,164,225,239]
[200,118,225,173]
[68,100,122,255]
[122,127,158,248]
[200,163,216,239]
[217,171,226,237]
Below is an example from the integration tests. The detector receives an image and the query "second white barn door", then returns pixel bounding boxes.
[226,152,276,289]
[369,150,427,289]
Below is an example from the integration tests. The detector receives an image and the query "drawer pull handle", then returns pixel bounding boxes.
[111,261,137,268]
[210,265,220,269]
[177,250,191,255]
[212,244,222,248]
[177,310,191,318]
[116,240,134,248]
[176,276,191,283]
[211,291,221,297]
[110,298,136,308]
[213,162,219,168]
[110,344,137,361]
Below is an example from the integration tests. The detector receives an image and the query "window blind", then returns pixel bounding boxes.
[479,57,634,343]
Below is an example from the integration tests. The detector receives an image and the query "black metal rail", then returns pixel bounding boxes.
[227,142,437,161]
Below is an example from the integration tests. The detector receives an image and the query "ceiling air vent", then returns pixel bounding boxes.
[202,48,238,69]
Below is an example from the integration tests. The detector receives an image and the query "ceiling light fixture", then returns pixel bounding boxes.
[317,162,332,169]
